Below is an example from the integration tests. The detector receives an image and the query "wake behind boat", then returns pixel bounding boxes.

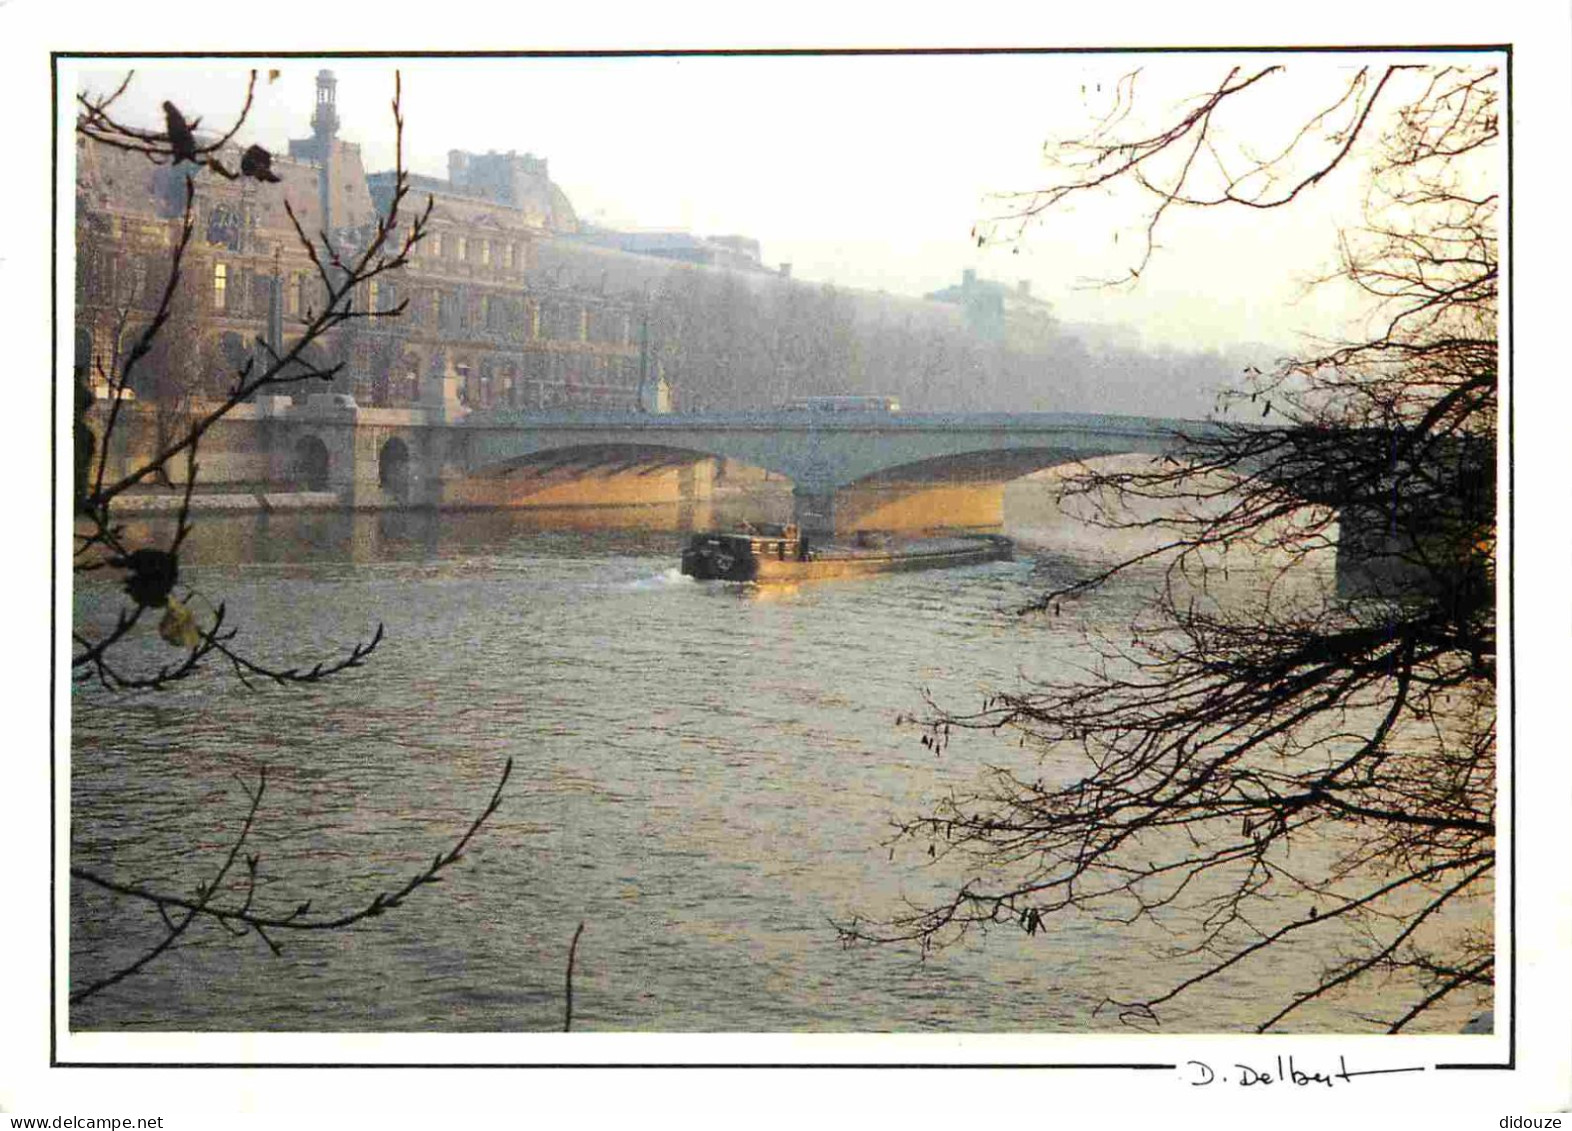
[679,524,1012,583]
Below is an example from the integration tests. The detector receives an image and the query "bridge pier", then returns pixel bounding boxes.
[1334,503,1485,600]
[792,485,837,537]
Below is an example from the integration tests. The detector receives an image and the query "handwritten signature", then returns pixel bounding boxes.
[1185,1055,1425,1089]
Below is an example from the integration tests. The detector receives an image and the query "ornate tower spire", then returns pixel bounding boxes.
[311,69,340,142]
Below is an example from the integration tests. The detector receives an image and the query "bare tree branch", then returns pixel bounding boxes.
[74,70,431,689]
[71,758,513,1001]
[844,61,1498,1033]
[70,71,504,1014]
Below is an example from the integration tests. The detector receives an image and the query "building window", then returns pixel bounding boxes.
[237,268,254,317]
[487,295,512,331]
[431,232,443,258]
[480,240,491,266]
[367,280,379,314]
[503,243,514,269]
[457,236,467,262]
[213,262,227,311]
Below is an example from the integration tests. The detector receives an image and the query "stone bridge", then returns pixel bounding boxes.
[362,406,1218,532]
[86,390,1438,590]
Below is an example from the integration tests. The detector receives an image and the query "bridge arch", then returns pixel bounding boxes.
[463,438,1151,532]
[467,440,729,479]
[451,439,735,511]
[463,420,802,485]
[842,447,1100,490]
[826,447,1111,533]
[456,410,1208,531]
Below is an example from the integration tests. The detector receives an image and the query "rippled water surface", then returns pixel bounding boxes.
[69,500,1482,1033]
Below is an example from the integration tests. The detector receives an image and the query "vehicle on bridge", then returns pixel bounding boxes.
[680,524,1011,583]
[779,395,901,414]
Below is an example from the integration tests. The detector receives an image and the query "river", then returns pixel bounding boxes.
[68,488,1484,1034]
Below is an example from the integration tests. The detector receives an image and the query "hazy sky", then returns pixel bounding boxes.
[71,52,1497,353]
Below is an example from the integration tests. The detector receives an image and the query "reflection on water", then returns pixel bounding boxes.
[107,498,790,569]
[105,485,1009,570]
[69,493,1482,1034]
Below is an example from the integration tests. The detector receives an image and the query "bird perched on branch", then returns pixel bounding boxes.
[110,548,179,608]
[241,144,281,183]
[162,102,199,165]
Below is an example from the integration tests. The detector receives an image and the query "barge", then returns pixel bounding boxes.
[680,524,1012,582]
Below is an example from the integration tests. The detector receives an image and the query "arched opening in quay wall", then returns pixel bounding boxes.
[378,436,412,503]
[292,434,331,492]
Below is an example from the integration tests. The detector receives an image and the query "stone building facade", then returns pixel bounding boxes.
[75,70,1079,424]
[75,70,652,415]
[924,268,1057,350]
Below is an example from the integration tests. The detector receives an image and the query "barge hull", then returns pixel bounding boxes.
[682,533,1012,582]
[751,538,1010,581]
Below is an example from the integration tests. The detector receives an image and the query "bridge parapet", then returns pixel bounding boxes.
[464,408,1210,437]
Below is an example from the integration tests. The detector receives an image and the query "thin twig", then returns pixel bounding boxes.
[564,921,586,1032]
